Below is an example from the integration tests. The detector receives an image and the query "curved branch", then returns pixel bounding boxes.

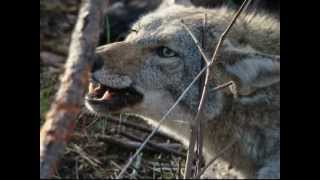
[40,0,107,178]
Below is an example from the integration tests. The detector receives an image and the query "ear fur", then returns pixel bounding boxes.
[159,0,192,9]
[219,47,280,96]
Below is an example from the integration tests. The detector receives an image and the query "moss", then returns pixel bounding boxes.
[40,67,59,124]
[40,87,53,119]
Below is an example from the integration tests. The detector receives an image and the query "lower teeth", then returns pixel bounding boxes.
[98,90,112,101]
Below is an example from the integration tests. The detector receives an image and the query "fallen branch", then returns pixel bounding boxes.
[72,133,184,156]
[40,0,107,178]
[119,132,185,157]
[101,115,173,140]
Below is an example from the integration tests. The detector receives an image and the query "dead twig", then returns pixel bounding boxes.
[182,13,209,178]
[72,133,184,157]
[210,0,252,64]
[110,160,132,178]
[70,144,102,168]
[181,0,251,178]
[75,157,79,180]
[117,1,251,178]
[180,20,210,64]
[73,133,153,152]
[40,0,107,178]
[119,131,185,157]
[116,53,214,179]
[106,115,173,139]
[194,139,237,179]
[195,13,208,173]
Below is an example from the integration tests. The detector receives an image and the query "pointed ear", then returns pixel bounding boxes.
[218,47,280,96]
[159,0,192,8]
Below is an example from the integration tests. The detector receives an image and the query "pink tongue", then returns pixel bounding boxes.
[98,90,112,101]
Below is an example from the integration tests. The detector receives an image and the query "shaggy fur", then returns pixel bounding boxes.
[86,1,280,179]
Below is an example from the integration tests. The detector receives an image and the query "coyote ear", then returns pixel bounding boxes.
[221,48,280,96]
[160,0,192,8]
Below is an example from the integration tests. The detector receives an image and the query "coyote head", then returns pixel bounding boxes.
[85,4,280,123]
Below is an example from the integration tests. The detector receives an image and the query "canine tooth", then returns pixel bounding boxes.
[93,84,102,91]
[89,83,94,93]
[99,90,112,100]
[89,83,101,94]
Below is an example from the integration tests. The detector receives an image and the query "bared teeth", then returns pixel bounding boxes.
[98,90,112,101]
[93,84,102,91]
[89,83,102,94]
[88,83,95,94]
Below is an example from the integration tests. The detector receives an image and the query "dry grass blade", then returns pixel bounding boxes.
[70,144,102,168]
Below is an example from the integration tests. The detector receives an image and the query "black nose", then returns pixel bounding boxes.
[91,54,104,72]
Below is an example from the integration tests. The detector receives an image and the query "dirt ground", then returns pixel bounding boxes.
[40,0,279,178]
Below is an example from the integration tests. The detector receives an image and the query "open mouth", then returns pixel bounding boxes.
[85,78,143,112]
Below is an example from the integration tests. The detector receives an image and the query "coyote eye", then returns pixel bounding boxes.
[157,47,178,58]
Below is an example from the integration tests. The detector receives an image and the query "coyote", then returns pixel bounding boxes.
[85,1,280,178]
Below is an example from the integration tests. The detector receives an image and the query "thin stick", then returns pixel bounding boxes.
[194,139,237,179]
[106,116,173,139]
[195,13,210,174]
[40,0,107,178]
[71,144,102,168]
[116,53,211,179]
[210,0,252,64]
[183,129,196,178]
[180,21,210,63]
[117,1,251,177]
[211,81,234,92]
[75,158,79,180]
[182,13,209,178]
[115,45,235,179]
[72,133,183,156]
[183,0,251,178]
[119,132,186,157]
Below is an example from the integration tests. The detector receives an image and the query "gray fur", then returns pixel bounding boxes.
[86,2,280,179]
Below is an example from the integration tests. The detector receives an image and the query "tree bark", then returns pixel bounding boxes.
[40,0,107,178]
